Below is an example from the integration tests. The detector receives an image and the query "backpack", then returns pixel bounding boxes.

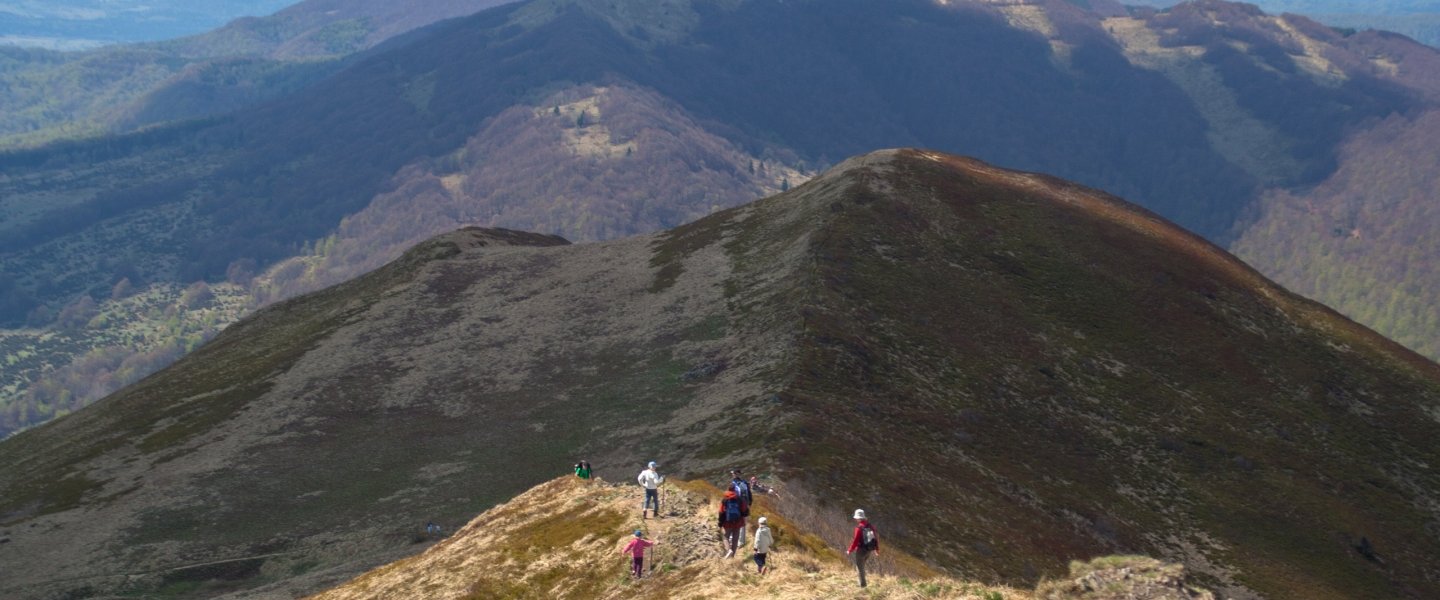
[723,498,743,523]
[732,479,751,501]
[861,524,878,551]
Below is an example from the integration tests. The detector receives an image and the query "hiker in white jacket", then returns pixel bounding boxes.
[752,516,774,574]
[638,461,664,519]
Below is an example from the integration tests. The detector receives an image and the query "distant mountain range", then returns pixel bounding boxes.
[4,150,1438,599]
[0,0,297,49]
[1133,0,1440,47]
[0,0,514,148]
[3,0,1440,447]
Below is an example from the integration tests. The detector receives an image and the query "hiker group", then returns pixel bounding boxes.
[583,459,878,587]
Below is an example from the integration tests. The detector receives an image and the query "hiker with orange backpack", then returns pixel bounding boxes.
[846,509,880,587]
[718,484,749,557]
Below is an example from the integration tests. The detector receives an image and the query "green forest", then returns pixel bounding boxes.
[1233,110,1440,359]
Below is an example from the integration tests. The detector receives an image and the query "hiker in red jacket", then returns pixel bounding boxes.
[621,530,658,578]
[718,485,749,558]
[846,508,880,587]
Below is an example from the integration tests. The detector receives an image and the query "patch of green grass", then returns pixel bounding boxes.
[0,471,105,522]
[678,315,728,342]
[136,384,270,454]
[648,262,684,293]
[646,212,733,293]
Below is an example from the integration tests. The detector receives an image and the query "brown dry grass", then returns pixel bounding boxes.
[310,476,1031,600]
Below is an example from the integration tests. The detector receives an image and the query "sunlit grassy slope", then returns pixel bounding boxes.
[312,476,1216,600]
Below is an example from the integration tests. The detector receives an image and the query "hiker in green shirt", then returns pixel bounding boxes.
[574,460,592,479]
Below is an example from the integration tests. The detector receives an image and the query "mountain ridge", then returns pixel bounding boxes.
[9,0,1440,439]
[3,149,1439,598]
[308,474,1218,600]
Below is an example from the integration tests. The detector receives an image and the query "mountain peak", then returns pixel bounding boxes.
[4,149,1440,599]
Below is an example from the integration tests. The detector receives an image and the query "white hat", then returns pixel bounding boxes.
[758,516,768,524]
[648,461,657,468]
[853,509,866,520]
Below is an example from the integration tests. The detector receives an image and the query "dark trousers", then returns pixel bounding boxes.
[853,549,872,587]
[631,555,644,577]
[643,489,659,513]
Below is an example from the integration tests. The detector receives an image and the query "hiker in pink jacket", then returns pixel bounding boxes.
[621,530,658,578]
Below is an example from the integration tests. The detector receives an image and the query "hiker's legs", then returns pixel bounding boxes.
[754,552,767,574]
[643,489,659,514]
[854,549,870,587]
[632,556,643,577]
[724,527,741,556]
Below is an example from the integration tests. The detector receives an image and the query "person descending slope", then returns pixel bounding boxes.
[620,530,658,578]
[846,509,880,588]
[752,516,774,574]
[574,460,592,479]
[638,461,664,519]
[718,485,749,558]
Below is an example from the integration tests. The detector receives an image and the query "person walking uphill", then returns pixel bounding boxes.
[638,461,664,519]
[574,460,592,479]
[718,485,749,557]
[846,509,880,588]
[621,530,658,578]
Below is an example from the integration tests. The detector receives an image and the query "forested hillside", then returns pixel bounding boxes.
[1232,110,1440,358]
[0,0,512,149]
[1134,0,1440,47]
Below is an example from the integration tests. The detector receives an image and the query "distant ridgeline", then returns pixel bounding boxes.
[0,1,296,48]
[4,0,1440,444]
[1134,1,1440,48]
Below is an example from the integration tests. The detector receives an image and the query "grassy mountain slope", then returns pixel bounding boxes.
[248,83,804,306]
[3,150,1439,599]
[0,80,799,439]
[311,475,1216,600]
[10,0,1437,436]
[6,0,1440,485]
[757,150,1440,599]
